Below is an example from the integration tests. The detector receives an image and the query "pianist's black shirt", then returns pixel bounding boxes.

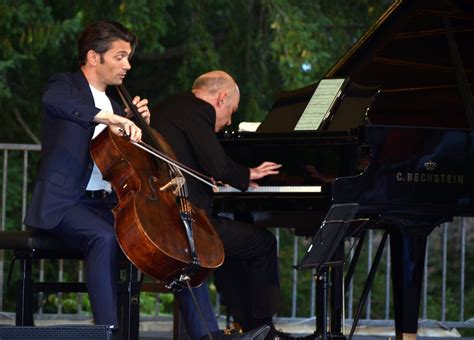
[150,92,250,214]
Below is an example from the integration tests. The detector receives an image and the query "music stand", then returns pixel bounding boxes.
[295,203,359,340]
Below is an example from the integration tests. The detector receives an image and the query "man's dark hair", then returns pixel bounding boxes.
[77,21,138,65]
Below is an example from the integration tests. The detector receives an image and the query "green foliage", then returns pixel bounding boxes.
[0,0,390,143]
[6,0,473,335]
[0,1,83,142]
[154,292,174,315]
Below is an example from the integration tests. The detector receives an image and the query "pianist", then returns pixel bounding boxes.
[150,70,290,339]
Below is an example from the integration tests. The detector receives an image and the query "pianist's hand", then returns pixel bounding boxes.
[249,181,259,188]
[250,161,282,180]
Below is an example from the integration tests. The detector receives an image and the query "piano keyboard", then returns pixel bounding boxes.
[213,186,322,193]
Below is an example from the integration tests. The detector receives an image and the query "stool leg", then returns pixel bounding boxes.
[118,263,140,340]
[16,256,34,326]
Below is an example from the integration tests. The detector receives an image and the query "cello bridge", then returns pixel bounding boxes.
[160,176,186,195]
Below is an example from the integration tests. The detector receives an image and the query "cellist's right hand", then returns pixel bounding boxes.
[94,110,142,142]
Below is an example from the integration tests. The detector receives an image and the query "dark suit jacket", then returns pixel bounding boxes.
[150,92,250,214]
[24,70,124,229]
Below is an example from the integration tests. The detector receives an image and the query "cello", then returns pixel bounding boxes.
[90,84,224,288]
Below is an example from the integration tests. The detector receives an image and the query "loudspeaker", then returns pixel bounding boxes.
[0,325,113,340]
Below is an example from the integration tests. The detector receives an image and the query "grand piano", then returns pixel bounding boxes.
[214,0,474,339]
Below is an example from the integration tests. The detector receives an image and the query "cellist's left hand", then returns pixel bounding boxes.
[125,96,151,125]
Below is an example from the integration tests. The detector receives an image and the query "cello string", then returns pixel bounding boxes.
[169,165,190,213]
[182,181,192,213]
[168,164,191,214]
[169,167,188,213]
[166,167,185,211]
[168,164,192,215]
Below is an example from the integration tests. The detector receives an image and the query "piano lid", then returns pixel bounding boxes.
[325,0,474,129]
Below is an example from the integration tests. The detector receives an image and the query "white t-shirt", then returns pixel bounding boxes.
[86,85,114,192]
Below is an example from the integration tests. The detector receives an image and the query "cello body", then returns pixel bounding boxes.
[91,127,224,287]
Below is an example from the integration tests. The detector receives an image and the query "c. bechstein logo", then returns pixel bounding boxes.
[396,160,464,184]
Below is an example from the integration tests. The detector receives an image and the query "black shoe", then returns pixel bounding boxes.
[229,325,270,339]
[201,325,271,340]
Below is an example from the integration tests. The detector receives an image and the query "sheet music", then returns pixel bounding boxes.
[294,78,346,131]
[238,122,261,132]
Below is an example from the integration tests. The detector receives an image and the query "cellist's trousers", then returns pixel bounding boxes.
[47,193,120,327]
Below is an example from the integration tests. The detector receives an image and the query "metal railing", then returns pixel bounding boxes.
[1,143,473,332]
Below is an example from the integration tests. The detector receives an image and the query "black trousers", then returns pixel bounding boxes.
[49,194,120,327]
[211,216,280,330]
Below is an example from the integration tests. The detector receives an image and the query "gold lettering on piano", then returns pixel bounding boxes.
[424,160,437,171]
[396,172,464,184]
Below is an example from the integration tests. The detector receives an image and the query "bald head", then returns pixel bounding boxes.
[192,70,240,132]
[192,70,239,97]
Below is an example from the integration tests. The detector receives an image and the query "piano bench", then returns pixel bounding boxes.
[0,230,184,340]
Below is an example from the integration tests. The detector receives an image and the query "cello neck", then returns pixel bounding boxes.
[115,84,160,150]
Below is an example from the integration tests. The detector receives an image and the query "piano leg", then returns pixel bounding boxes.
[316,277,325,335]
[330,244,345,338]
[390,230,428,340]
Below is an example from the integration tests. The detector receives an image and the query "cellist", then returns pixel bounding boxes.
[24,20,145,334]
[24,21,269,340]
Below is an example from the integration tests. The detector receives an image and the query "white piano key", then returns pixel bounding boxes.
[213,185,322,193]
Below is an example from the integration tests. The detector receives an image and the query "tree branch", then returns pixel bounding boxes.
[13,108,40,144]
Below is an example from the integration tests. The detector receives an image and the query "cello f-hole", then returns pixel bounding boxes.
[146,176,159,201]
